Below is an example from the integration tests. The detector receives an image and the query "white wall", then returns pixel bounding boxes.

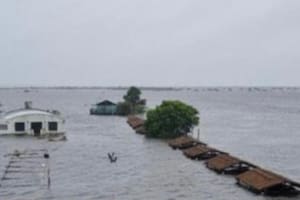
[2,114,65,135]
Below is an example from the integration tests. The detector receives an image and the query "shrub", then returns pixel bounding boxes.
[116,102,132,116]
[123,86,141,105]
[145,100,199,138]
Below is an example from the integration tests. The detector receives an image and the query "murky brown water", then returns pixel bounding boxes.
[0,88,300,200]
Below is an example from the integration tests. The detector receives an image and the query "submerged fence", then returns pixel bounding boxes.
[0,149,50,190]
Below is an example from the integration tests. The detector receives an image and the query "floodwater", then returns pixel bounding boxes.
[0,88,300,200]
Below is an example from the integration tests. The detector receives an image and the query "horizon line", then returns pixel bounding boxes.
[0,85,300,89]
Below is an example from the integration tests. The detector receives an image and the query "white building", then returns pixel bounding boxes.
[0,103,65,136]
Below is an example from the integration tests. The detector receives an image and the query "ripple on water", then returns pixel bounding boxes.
[0,88,300,200]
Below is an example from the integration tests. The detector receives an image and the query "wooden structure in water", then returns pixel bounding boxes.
[167,136,300,196]
[183,145,226,160]
[90,100,117,115]
[127,116,145,129]
[168,136,205,150]
[0,149,50,190]
[126,118,300,197]
[127,116,147,135]
[236,168,300,196]
[206,154,257,175]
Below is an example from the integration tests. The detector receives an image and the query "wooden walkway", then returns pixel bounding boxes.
[0,149,50,190]
[127,115,145,129]
[127,116,300,197]
[236,168,300,196]
[168,136,206,150]
[171,136,300,196]
[127,115,147,135]
[206,154,257,175]
[183,145,225,160]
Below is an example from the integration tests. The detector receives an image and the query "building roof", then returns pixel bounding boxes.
[236,168,286,191]
[96,100,116,106]
[183,145,218,157]
[127,116,145,129]
[206,154,241,171]
[168,136,197,147]
[2,108,62,121]
[168,136,207,150]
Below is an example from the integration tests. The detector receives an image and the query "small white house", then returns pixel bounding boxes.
[0,102,65,136]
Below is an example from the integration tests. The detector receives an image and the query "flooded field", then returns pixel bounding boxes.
[0,88,300,200]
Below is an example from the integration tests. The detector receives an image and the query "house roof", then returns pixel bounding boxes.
[206,154,241,171]
[96,100,116,106]
[127,116,145,129]
[168,136,198,147]
[183,145,219,157]
[1,108,62,121]
[236,168,286,191]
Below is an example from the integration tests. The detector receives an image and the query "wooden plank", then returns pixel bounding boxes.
[168,136,204,150]
[206,154,241,172]
[127,116,144,127]
[236,168,285,192]
[183,145,226,160]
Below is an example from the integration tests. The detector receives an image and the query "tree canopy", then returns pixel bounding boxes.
[123,86,141,105]
[145,100,199,138]
[116,86,145,116]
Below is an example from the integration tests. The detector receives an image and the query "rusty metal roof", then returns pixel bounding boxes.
[168,135,194,144]
[236,168,286,191]
[127,116,145,129]
[183,145,219,158]
[168,136,201,149]
[206,154,241,171]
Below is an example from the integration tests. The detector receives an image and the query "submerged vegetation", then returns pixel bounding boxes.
[145,100,199,138]
[90,86,146,116]
[123,86,141,105]
[116,86,146,116]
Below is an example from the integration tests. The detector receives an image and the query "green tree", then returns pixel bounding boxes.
[123,86,141,105]
[145,100,199,138]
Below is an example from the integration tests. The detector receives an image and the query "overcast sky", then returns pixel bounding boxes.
[1,0,300,87]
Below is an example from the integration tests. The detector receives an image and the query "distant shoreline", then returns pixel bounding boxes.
[0,86,299,91]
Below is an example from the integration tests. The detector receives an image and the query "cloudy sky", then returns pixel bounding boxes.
[1,0,300,87]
